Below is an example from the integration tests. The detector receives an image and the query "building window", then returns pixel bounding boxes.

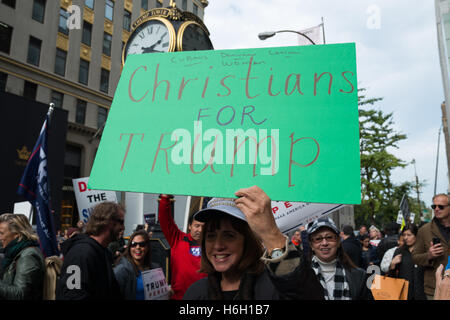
[0,22,13,54]
[23,81,37,100]
[1,0,16,9]
[182,0,187,10]
[156,0,162,8]
[123,10,131,32]
[100,68,109,93]
[141,0,148,10]
[27,36,42,66]
[32,0,46,23]
[105,0,114,21]
[51,90,64,109]
[102,32,112,56]
[64,144,82,188]
[75,99,87,124]
[78,59,89,85]
[54,48,67,76]
[85,0,94,9]
[82,21,92,46]
[59,8,69,35]
[0,72,7,92]
[193,3,198,15]
[97,106,108,129]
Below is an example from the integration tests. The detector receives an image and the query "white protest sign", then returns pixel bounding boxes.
[13,201,33,221]
[396,211,404,225]
[409,213,415,223]
[272,201,345,233]
[72,177,117,223]
[142,268,170,300]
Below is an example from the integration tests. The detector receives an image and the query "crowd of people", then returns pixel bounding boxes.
[0,188,448,300]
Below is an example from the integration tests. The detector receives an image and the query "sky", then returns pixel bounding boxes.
[203,0,448,211]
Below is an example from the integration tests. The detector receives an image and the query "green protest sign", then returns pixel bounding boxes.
[89,43,361,204]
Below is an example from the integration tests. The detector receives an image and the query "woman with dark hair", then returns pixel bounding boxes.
[388,224,426,300]
[183,199,277,300]
[360,234,379,269]
[113,230,159,300]
[307,217,373,300]
[183,191,324,300]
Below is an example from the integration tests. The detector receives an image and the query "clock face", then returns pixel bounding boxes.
[123,18,175,63]
[179,22,213,51]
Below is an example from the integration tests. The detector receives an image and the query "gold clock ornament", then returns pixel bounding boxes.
[122,1,213,65]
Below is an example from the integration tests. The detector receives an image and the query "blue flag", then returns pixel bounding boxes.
[17,107,59,257]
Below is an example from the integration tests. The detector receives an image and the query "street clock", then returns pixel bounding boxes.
[122,1,213,65]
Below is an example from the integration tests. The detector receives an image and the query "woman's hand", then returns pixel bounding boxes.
[389,254,402,270]
[234,185,286,253]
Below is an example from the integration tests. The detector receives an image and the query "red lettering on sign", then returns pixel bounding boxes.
[78,181,88,192]
[128,66,149,102]
[288,133,320,187]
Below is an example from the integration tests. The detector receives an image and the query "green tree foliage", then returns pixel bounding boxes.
[355,88,409,227]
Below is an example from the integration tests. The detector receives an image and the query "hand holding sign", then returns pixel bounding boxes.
[235,185,286,253]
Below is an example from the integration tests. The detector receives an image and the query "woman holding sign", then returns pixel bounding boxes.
[114,230,159,300]
[183,186,323,300]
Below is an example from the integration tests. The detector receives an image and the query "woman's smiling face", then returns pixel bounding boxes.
[205,218,245,275]
[310,227,339,262]
[130,235,148,263]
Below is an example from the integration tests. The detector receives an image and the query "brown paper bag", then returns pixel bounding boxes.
[370,274,409,300]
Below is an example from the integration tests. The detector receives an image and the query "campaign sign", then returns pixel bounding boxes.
[142,267,170,300]
[272,201,345,233]
[72,177,117,223]
[89,44,360,204]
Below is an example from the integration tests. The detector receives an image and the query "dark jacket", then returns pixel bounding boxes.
[183,271,280,300]
[345,266,374,300]
[0,246,44,300]
[113,256,160,300]
[342,237,363,268]
[388,247,426,300]
[377,234,399,262]
[361,245,379,270]
[265,243,325,300]
[56,233,122,300]
[412,218,450,296]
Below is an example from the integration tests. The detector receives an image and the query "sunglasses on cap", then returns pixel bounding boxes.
[431,204,448,210]
[130,241,147,248]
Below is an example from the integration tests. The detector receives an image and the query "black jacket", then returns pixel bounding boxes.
[342,237,363,268]
[377,235,399,261]
[388,247,427,300]
[183,271,280,300]
[345,266,374,300]
[56,234,122,300]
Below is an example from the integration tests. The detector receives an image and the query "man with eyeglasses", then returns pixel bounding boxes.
[56,202,125,300]
[412,193,450,300]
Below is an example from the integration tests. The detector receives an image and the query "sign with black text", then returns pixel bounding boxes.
[72,177,117,223]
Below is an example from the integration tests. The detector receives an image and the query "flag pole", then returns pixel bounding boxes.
[48,103,55,126]
[321,16,326,44]
[434,126,442,196]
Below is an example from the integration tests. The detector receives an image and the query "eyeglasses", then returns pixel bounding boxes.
[130,241,147,248]
[431,204,448,210]
[311,235,338,244]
